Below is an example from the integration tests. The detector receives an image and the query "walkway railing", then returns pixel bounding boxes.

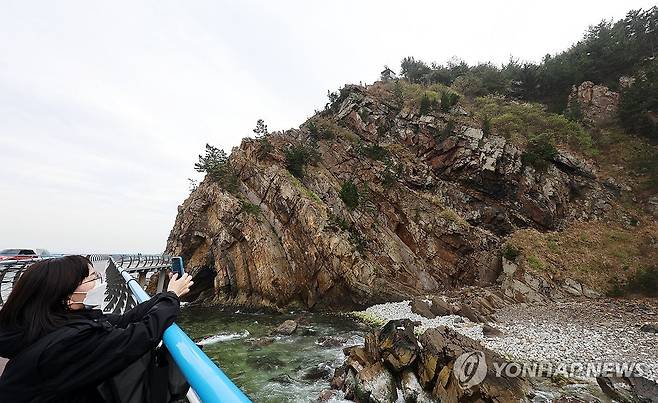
[111,255,252,403]
[0,261,33,306]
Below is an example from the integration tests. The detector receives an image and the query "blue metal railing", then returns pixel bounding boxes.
[118,258,252,403]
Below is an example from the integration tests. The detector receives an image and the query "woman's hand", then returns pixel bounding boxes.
[167,272,194,297]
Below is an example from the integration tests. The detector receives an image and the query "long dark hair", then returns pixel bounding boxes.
[0,255,91,345]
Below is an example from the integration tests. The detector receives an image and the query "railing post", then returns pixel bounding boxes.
[156,267,166,293]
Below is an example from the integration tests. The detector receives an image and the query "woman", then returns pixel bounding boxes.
[0,255,193,402]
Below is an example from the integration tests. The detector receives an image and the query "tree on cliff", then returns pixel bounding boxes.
[194,144,239,193]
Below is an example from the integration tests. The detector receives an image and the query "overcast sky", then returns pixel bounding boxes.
[0,1,654,254]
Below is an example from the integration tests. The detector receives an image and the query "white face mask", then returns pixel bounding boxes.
[70,276,106,310]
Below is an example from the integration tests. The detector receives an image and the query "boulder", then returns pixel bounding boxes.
[344,369,358,400]
[401,369,438,403]
[411,299,436,319]
[303,363,333,381]
[378,319,418,371]
[596,376,649,403]
[418,326,529,402]
[429,296,452,316]
[330,366,346,390]
[317,335,347,347]
[364,331,381,362]
[639,323,658,333]
[246,337,275,347]
[317,389,336,402]
[482,323,503,337]
[355,362,398,403]
[272,319,298,335]
[269,373,294,384]
[563,278,583,296]
[457,304,486,323]
[343,346,371,372]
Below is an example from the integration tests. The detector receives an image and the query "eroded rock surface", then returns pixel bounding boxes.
[568,81,620,126]
[167,84,612,309]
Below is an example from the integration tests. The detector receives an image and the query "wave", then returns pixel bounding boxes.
[197,330,250,346]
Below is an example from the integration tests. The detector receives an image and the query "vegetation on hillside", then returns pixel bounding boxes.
[339,181,360,210]
[399,7,657,113]
[507,221,658,295]
[619,61,658,141]
[194,144,239,193]
[284,143,321,178]
[475,96,595,153]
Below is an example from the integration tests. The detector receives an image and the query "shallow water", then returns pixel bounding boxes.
[177,307,365,403]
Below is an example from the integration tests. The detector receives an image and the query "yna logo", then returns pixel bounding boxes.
[454,350,487,388]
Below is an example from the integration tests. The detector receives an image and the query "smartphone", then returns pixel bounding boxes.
[171,257,185,277]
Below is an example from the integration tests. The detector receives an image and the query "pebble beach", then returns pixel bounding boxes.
[362,298,658,383]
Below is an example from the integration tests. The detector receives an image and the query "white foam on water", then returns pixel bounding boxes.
[197,330,250,346]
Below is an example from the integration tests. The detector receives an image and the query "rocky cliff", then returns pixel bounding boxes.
[166,82,627,310]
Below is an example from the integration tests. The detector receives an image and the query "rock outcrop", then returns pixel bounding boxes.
[330,320,530,403]
[167,83,613,309]
[568,81,620,126]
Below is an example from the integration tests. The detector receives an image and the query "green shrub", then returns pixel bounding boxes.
[606,276,626,297]
[327,213,350,231]
[627,266,658,297]
[440,91,460,112]
[400,56,431,83]
[339,181,360,210]
[630,146,658,191]
[327,213,366,253]
[258,137,273,156]
[521,134,558,171]
[475,96,596,154]
[358,108,369,122]
[284,144,321,178]
[240,200,261,216]
[491,112,525,140]
[418,91,440,115]
[349,229,366,253]
[194,144,239,193]
[503,244,521,261]
[382,162,402,188]
[419,93,431,115]
[607,267,658,297]
[253,119,273,157]
[564,100,583,122]
[438,209,461,223]
[392,80,404,107]
[358,142,389,161]
[452,74,485,98]
[308,118,336,141]
[527,255,545,271]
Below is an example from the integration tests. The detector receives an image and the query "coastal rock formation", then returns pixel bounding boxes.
[331,320,530,403]
[167,83,613,309]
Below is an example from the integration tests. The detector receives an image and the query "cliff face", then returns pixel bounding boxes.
[166,83,614,310]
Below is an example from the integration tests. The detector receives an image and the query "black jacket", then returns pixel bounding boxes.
[0,291,180,402]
